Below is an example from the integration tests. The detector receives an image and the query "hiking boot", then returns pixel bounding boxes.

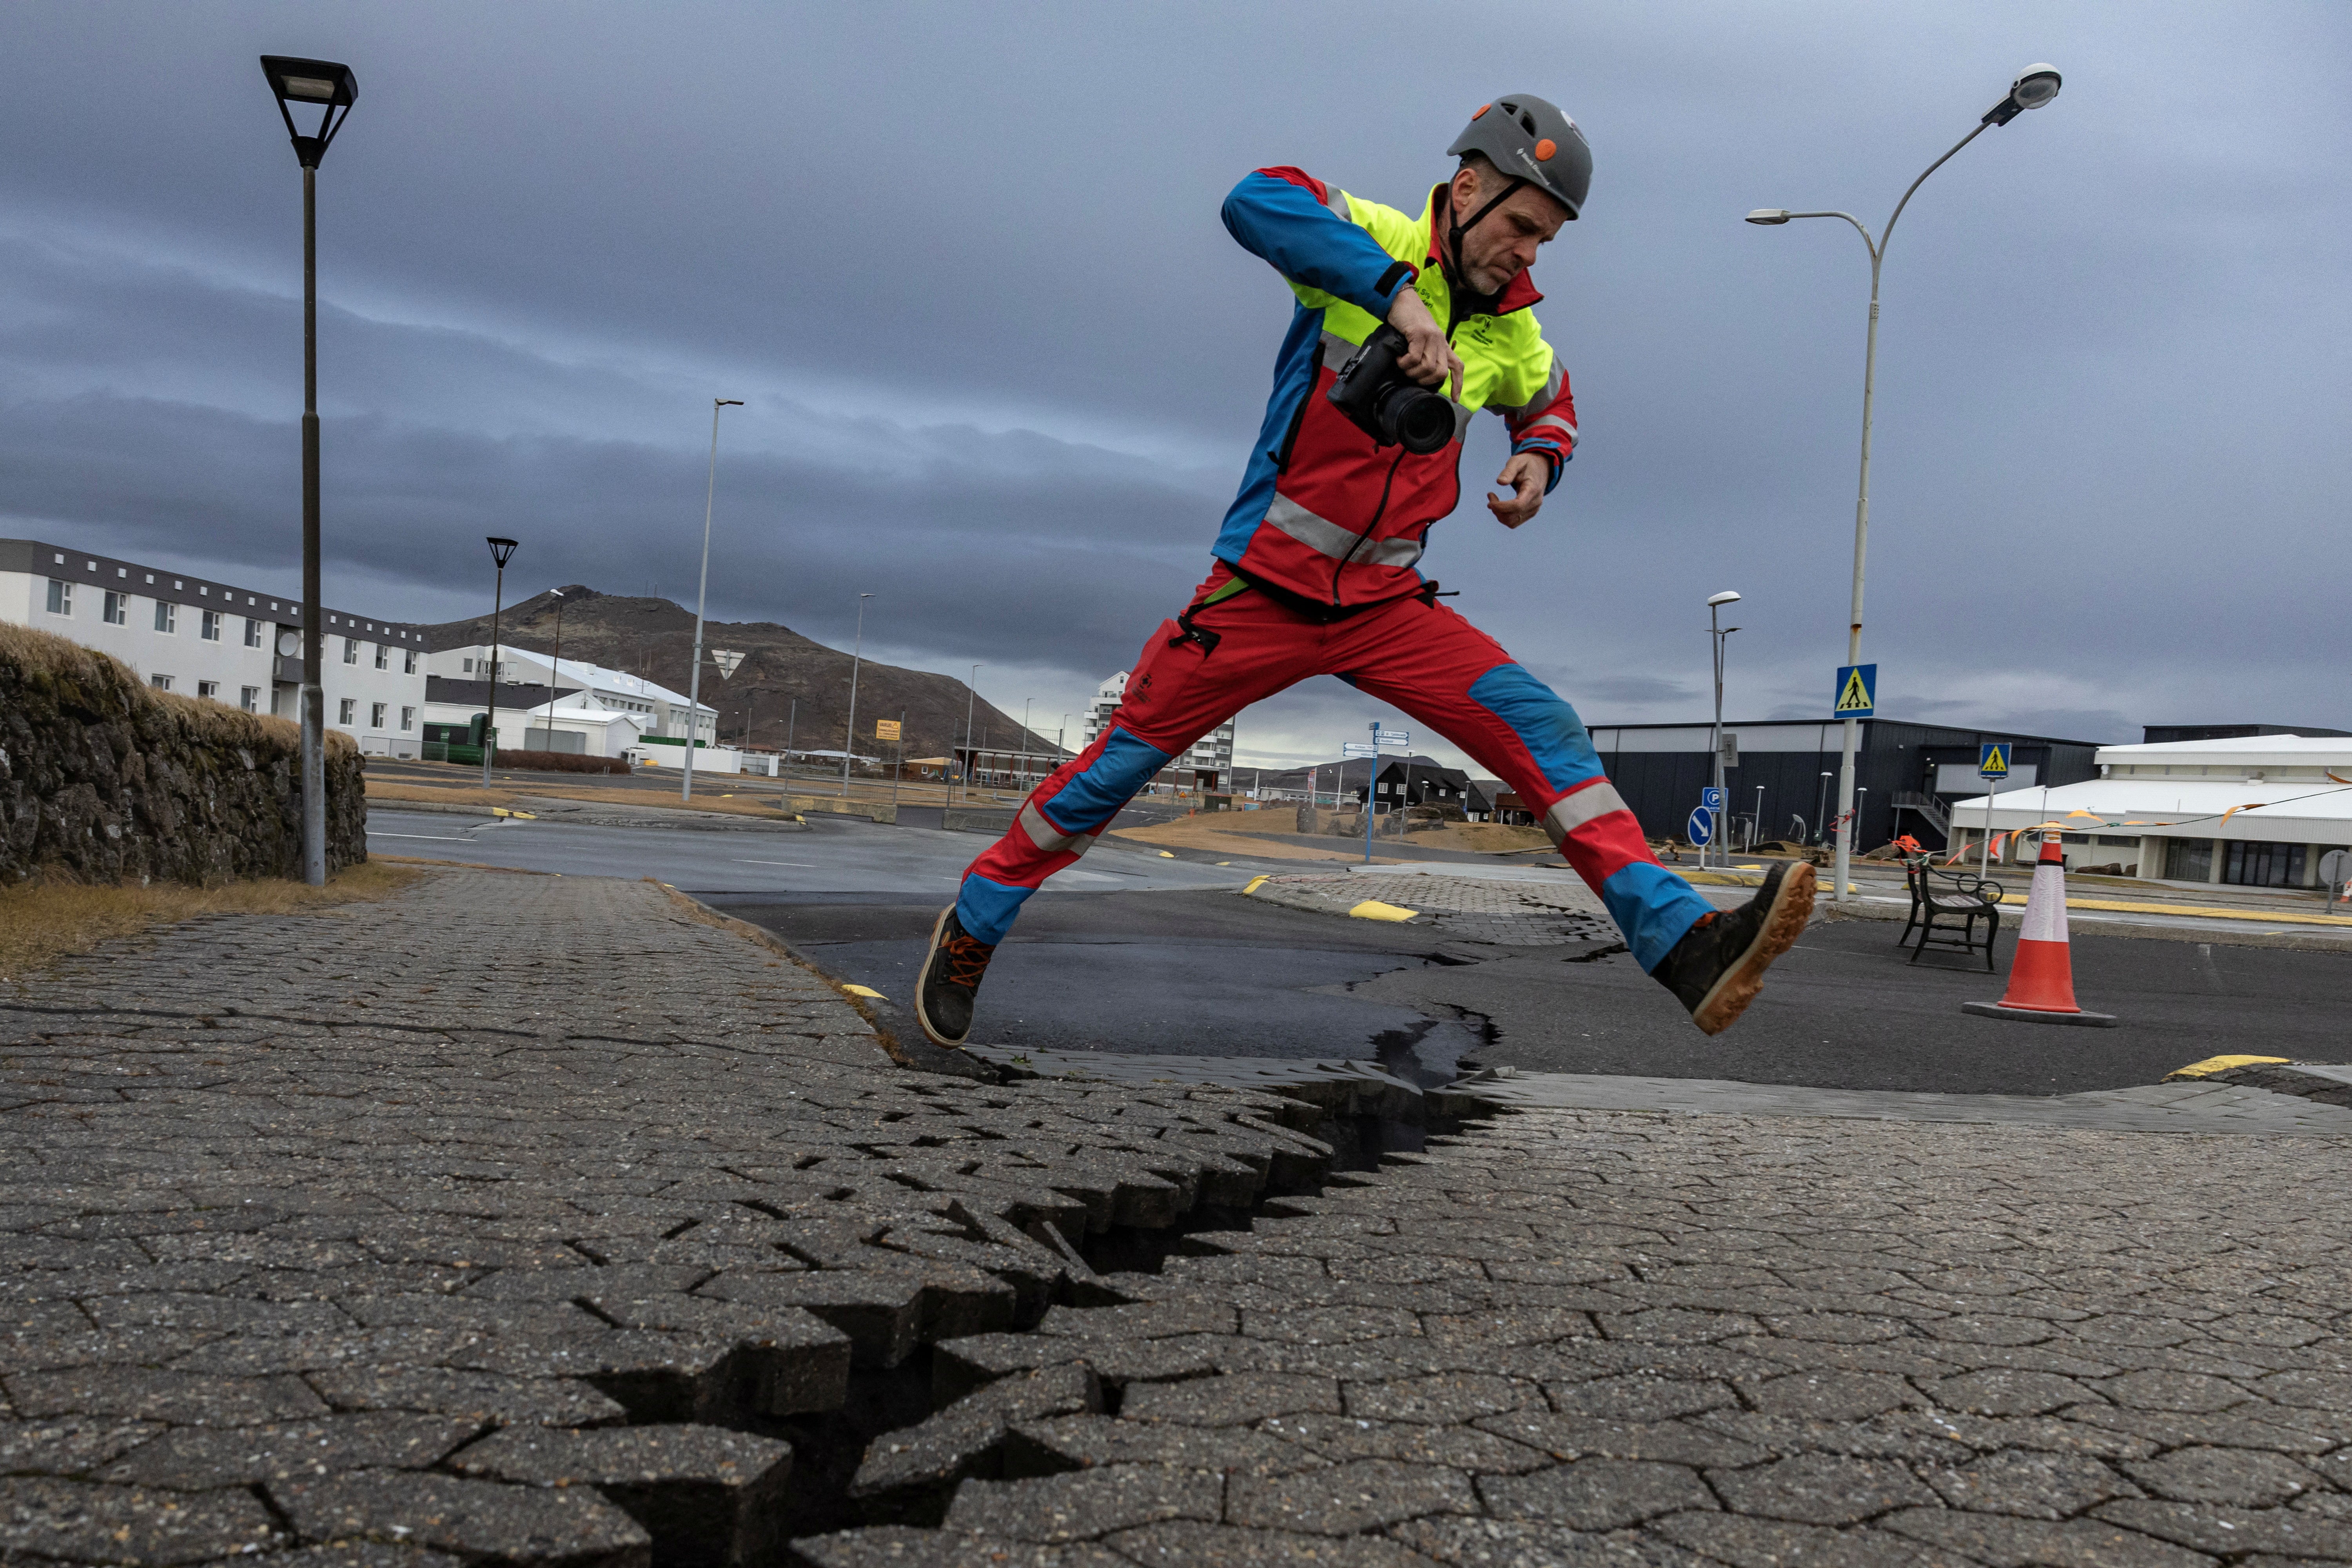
[914,905,996,1049]
[1650,860,1816,1035]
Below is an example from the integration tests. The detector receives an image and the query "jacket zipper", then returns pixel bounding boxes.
[1327,310,1464,605]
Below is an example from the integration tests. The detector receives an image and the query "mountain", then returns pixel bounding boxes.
[419,586,1059,763]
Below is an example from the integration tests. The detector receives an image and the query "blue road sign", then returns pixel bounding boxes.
[1834,663,1878,718]
[1700,786,1725,813]
[1978,742,2011,779]
[1687,806,1715,846]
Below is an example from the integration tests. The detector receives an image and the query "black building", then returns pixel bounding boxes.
[1588,719,2107,852]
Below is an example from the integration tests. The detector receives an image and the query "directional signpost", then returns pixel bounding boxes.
[1687,806,1715,847]
[1977,742,2011,877]
[1697,786,1725,864]
[1359,723,1410,864]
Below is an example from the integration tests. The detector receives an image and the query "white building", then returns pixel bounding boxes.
[1949,734,2352,889]
[4,537,428,757]
[423,646,712,757]
[1082,671,1237,791]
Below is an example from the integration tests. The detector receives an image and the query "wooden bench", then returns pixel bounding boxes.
[1900,858,2005,971]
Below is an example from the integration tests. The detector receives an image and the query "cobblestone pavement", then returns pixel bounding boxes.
[804,1110,2352,1567]
[13,868,2352,1568]
[0,870,1343,1566]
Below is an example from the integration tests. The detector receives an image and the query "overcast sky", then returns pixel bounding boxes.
[4,2,2346,770]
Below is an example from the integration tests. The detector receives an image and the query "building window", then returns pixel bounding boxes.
[399,705,415,731]
[244,617,263,648]
[154,600,176,633]
[404,649,418,674]
[370,702,387,728]
[2165,838,2214,882]
[463,657,474,673]
[2224,840,2307,888]
[338,698,356,724]
[45,579,71,615]
[374,643,388,670]
[150,673,172,691]
[103,590,128,625]
[240,686,260,713]
[201,610,222,642]
[198,680,219,698]
[343,636,359,664]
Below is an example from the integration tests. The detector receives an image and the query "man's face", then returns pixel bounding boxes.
[1448,163,1569,296]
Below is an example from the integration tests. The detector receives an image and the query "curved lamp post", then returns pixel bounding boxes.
[260,56,358,886]
[683,399,744,800]
[1746,64,2061,902]
[840,593,873,793]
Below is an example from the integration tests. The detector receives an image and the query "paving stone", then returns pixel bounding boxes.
[1877,1506,2217,1568]
[1005,1415,1319,1482]
[306,1368,631,1428]
[849,1365,1102,1523]
[269,1469,651,1568]
[1385,1515,1707,1566]
[99,1413,480,1488]
[1120,1374,1341,1428]
[7,1370,328,1426]
[1704,1453,1939,1526]
[1227,1457,1476,1535]
[1470,1414,1766,1471]
[1648,1511,1918,1568]
[1476,1461,1714,1532]
[1339,1376,1539,1426]
[2119,1445,2327,1508]
[1259,1415,1548,1477]
[0,1475,282,1565]
[450,1423,793,1568]
[2094,1497,2352,1558]
[1545,1377,1736,1424]
[942,1467,1223,1543]
[1107,1518,1442,1565]
[0,1417,163,1477]
[788,1524,1129,1566]
[1742,1372,1919,1421]
[1918,1449,2142,1519]
[1921,1368,2100,1417]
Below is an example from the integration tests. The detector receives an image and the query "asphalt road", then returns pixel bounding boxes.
[366,806,2351,1095]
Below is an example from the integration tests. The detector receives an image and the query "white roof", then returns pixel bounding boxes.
[450,643,705,711]
[1950,776,2352,842]
[2095,734,2352,769]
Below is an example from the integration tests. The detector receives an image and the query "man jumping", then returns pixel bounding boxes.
[917,94,1814,1049]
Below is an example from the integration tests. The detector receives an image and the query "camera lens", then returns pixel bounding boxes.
[1385,387,1457,455]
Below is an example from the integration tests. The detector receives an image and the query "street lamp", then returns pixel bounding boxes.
[841,593,873,793]
[1707,590,1741,869]
[481,537,518,786]
[1746,64,2061,903]
[535,587,566,751]
[260,56,358,887]
[962,664,980,802]
[1816,770,1833,847]
[683,398,744,801]
[1022,699,1034,792]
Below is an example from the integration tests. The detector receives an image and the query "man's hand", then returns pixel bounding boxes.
[1386,287,1462,403]
[1486,452,1549,529]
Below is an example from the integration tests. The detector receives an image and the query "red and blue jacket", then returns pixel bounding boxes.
[1212,166,1578,610]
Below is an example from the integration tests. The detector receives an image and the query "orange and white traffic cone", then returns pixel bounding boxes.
[1962,831,2118,1027]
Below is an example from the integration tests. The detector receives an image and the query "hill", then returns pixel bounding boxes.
[419,587,1058,764]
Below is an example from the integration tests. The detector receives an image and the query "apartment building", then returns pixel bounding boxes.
[1080,670,1236,791]
[2,538,427,757]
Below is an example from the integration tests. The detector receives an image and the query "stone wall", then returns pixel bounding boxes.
[0,622,365,884]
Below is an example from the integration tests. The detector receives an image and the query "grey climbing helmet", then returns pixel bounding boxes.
[1446,94,1592,220]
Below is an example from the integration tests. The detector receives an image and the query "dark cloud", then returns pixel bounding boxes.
[2,0,2347,767]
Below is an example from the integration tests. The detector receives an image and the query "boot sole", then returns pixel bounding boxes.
[1691,862,1817,1036]
[912,905,970,1050]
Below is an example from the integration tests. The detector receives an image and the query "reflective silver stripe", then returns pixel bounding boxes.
[1020,802,1094,858]
[1453,402,1476,441]
[1522,413,1577,443]
[1264,495,1424,569]
[1326,187,1351,222]
[1544,782,1630,841]
[1321,330,1361,370]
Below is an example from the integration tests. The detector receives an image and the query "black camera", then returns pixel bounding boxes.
[1326,324,1458,455]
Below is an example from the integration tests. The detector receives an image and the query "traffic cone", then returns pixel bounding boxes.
[1962,831,2118,1027]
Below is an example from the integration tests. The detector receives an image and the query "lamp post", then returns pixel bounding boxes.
[961,665,980,802]
[1022,699,1034,792]
[1707,591,1741,870]
[1746,63,2062,903]
[684,398,744,801]
[481,537,518,786]
[1815,771,1833,847]
[535,588,565,751]
[841,593,873,793]
[260,56,358,886]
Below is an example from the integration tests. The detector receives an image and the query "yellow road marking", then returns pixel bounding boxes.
[2165,1054,2289,1081]
[842,984,886,1000]
[1348,900,1418,922]
[1243,875,1270,895]
[2065,898,2352,927]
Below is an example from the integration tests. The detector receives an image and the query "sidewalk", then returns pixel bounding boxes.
[8,867,2352,1565]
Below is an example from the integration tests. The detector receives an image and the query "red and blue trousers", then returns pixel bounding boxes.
[955,566,1713,971]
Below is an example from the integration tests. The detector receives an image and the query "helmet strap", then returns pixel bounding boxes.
[1445,174,1528,287]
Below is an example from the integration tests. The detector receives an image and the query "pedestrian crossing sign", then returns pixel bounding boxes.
[1979,742,2010,779]
[1833,663,1877,718]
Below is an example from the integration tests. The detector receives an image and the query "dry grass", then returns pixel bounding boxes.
[0,862,424,984]
[0,621,356,759]
[366,779,799,818]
